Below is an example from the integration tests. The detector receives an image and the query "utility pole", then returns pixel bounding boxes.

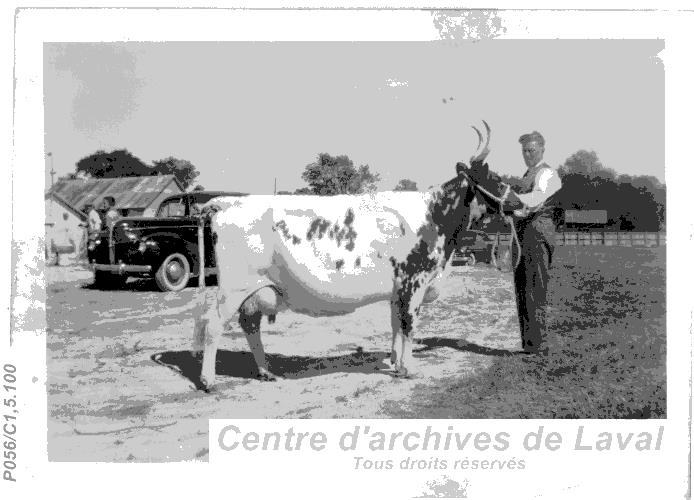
[47,152,56,188]
[274,177,277,195]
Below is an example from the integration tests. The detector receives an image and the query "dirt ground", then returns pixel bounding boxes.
[46,261,520,462]
[46,246,666,462]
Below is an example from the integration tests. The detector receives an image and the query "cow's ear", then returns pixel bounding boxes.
[455,161,468,177]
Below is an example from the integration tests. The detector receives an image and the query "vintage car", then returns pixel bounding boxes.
[88,191,246,291]
[452,230,508,267]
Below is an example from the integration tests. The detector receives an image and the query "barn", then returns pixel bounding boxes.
[45,175,184,264]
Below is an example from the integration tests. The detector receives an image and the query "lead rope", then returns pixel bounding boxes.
[471,180,522,272]
[496,184,521,271]
[495,216,521,271]
[509,216,521,270]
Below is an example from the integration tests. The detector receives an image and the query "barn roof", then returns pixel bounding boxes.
[46,175,183,214]
[49,191,88,221]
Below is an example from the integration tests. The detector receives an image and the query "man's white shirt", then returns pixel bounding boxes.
[516,163,562,211]
[88,209,102,232]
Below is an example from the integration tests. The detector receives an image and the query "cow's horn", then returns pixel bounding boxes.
[470,120,491,163]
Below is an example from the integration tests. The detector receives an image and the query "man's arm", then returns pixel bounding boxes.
[516,168,562,210]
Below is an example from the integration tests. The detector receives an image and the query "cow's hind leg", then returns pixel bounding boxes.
[239,286,282,381]
[194,288,248,391]
[195,298,225,391]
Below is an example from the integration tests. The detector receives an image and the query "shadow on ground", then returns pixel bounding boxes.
[417,337,519,357]
[152,348,393,389]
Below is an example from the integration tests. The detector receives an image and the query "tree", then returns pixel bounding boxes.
[74,150,201,190]
[393,178,418,191]
[75,149,151,179]
[553,150,666,231]
[559,150,610,178]
[300,153,381,195]
[151,157,200,190]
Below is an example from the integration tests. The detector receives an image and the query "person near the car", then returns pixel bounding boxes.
[101,196,120,228]
[86,203,102,237]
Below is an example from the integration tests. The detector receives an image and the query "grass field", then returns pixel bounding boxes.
[384,246,666,418]
[46,245,665,460]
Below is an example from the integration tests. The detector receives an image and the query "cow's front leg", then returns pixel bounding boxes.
[389,300,402,368]
[395,317,417,378]
[399,329,416,378]
[389,295,420,379]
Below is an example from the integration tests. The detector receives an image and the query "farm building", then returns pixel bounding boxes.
[45,175,183,264]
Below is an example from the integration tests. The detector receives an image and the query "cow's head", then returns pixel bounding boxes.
[460,120,492,229]
[423,122,493,257]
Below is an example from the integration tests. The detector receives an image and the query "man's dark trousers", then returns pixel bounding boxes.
[513,213,555,352]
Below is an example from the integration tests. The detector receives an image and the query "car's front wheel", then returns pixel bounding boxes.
[155,252,191,292]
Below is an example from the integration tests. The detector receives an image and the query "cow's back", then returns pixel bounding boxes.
[207,192,433,315]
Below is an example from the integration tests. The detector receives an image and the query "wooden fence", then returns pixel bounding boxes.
[555,232,666,247]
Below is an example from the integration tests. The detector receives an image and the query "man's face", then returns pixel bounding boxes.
[522,140,544,168]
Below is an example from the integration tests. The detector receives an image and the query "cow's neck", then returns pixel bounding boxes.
[421,177,472,262]
[390,177,471,303]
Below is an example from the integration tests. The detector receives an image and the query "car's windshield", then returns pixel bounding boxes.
[157,199,186,217]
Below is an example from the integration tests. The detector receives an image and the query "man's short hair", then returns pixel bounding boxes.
[518,131,545,148]
[103,196,116,206]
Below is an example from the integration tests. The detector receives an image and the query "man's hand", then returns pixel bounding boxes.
[502,190,527,214]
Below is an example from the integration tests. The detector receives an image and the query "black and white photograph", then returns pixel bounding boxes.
[4,4,692,499]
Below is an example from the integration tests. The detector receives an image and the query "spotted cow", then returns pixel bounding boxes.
[192,126,496,390]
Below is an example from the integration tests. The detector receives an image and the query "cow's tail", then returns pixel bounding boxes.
[194,202,223,313]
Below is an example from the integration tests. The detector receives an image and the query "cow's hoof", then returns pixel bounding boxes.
[379,358,397,372]
[387,353,401,369]
[199,375,216,392]
[256,368,279,382]
[393,367,419,379]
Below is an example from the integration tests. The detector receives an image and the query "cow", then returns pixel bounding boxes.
[192,123,496,390]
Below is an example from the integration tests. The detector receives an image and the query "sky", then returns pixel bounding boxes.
[43,40,664,194]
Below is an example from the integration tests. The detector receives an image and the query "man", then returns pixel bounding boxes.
[465,130,561,353]
[101,196,120,227]
[78,203,102,260]
[509,131,562,353]
[86,203,102,237]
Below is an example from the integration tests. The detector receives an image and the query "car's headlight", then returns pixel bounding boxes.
[138,240,158,253]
